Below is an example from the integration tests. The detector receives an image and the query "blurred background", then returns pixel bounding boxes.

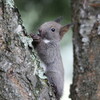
[15,0,73,100]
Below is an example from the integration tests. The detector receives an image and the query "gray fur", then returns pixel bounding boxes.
[31,20,72,100]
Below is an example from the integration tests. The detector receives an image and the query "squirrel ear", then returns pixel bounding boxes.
[55,16,63,23]
[60,23,75,39]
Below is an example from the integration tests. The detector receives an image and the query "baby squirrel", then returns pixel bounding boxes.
[31,17,73,100]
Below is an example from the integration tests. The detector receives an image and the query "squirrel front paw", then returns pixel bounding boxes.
[30,34,41,48]
[30,34,41,43]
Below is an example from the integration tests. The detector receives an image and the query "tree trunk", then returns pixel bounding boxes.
[70,0,100,100]
[0,0,55,100]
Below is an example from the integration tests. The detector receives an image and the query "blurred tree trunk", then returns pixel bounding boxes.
[0,0,55,100]
[70,0,100,100]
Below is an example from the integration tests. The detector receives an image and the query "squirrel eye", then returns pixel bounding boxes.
[51,28,55,32]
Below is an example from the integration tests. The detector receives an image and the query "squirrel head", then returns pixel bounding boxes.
[38,17,74,41]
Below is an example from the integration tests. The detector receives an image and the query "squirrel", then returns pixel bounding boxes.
[31,17,73,100]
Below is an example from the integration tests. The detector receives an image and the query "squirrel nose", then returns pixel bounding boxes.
[38,29,42,34]
[38,29,45,38]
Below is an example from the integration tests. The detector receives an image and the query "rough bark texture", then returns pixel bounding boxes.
[0,0,55,100]
[70,0,100,100]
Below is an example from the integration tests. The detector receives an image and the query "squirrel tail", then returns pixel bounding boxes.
[46,72,64,100]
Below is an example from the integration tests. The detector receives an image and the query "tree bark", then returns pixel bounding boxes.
[70,0,100,100]
[0,0,55,100]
